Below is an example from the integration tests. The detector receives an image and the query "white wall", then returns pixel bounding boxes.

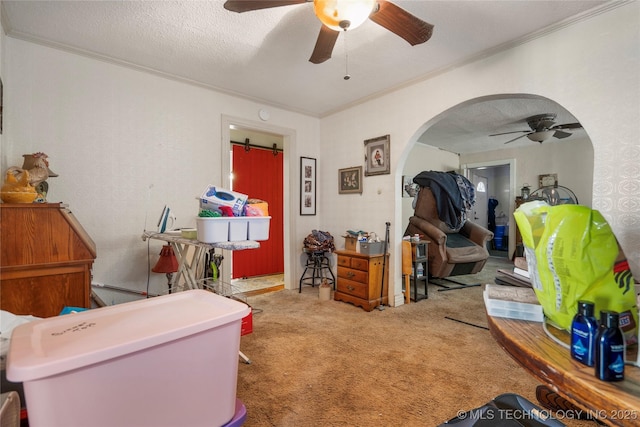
[320,2,639,306]
[2,38,321,293]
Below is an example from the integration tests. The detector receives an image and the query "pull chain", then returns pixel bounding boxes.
[343,30,350,80]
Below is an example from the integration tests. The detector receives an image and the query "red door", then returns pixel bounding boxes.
[231,144,284,278]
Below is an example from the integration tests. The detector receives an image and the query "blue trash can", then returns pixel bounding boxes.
[494,225,506,250]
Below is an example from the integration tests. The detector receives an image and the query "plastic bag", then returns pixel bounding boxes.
[514,201,637,343]
[244,199,269,217]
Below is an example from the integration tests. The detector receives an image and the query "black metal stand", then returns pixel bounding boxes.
[409,241,429,301]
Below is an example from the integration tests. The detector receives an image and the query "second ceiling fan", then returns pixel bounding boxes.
[490,114,583,145]
[224,0,434,64]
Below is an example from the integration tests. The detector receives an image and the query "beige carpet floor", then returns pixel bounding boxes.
[235,257,595,427]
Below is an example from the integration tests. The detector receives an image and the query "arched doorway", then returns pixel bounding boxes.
[398,94,594,296]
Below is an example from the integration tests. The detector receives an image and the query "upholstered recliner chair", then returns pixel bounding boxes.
[404,178,494,283]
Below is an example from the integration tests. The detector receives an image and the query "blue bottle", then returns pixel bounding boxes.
[595,311,625,382]
[570,301,598,366]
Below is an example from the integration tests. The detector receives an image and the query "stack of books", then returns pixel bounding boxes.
[495,258,532,287]
[483,284,544,322]
[494,268,531,287]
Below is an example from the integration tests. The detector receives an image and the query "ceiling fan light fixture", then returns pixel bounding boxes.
[314,0,376,31]
[527,130,555,143]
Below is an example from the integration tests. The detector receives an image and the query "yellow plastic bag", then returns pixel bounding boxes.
[514,202,637,343]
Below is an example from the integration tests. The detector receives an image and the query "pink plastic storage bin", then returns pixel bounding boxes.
[7,290,250,427]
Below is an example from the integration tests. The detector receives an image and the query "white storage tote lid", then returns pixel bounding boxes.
[7,290,250,382]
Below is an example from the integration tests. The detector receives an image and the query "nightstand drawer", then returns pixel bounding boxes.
[351,257,369,271]
[336,278,368,299]
[337,255,369,271]
[337,266,368,284]
[337,255,351,268]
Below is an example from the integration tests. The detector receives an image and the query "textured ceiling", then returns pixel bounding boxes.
[2,0,606,152]
[418,95,586,154]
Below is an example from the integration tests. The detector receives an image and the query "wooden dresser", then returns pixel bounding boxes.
[0,203,97,317]
[334,249,388,311]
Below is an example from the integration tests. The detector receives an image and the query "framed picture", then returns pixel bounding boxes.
[300,157,316,215]
[364,134,390,176]
[539,173,558,188]
[339,166,363,194]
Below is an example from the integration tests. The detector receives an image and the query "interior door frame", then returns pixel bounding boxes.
[221,115,297,290]
[461,158,516,259]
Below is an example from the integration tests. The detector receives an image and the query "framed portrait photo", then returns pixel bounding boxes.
[364,134,390,176]
[338,166,363,194]
[300,157,316,215]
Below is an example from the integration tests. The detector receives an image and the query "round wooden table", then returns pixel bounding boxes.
[487,314,640,426]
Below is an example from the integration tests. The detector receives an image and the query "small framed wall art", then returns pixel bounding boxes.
[339,166,363,194]
[300,157,316,215]
[539,173,558,188]
[364,134,390,176]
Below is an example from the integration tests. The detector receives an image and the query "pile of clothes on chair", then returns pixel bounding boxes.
[303,230,335,252]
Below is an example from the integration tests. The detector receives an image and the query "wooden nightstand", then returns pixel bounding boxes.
[333,249,388,311]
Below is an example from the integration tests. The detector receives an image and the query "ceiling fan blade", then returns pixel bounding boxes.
[369,0,434,46]
[504,134,529,145]
[553,130,572,139]
[553,122,582,130]
[224,0,307,13]
[489,130,529,137]
[309,25,339,64]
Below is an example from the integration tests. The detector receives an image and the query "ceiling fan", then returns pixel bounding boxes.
[223,0,434,64]
[490,114,583,145]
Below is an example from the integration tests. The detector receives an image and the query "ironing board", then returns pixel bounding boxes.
[142,231,259,291]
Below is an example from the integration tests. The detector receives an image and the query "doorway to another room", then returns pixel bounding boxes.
[465,162,514,259]
[230,128,285,294]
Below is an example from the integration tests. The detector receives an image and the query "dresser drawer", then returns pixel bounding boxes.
[337,266,368,284]
[337,254,369,271]
[351,257,369,271]
[337,255,351,268]
[336,278,368,299]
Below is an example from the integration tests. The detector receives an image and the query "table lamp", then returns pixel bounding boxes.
[152,245,179,292]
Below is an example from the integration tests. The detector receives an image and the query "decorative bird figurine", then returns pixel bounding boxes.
[7,152,53,189]
[7,152,58,202]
